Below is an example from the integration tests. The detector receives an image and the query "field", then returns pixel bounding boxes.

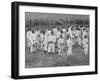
[25,43,89,68]
[25,12,89,68]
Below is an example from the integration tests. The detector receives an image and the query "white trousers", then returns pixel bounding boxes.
[84,44,88,55]
[28,41,36,53]
[43,42,48,51]
[48,43,55,53]
[67,45,72,55]
[58,44,64,55]
[77,37,81,46]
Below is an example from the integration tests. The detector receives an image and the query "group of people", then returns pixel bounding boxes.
[26,25,89,56]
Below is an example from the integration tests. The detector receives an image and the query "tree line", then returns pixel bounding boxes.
[25,17,89,28]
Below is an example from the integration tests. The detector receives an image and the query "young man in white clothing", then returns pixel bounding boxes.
[26,30,37,53]
[47,31,56,54]
[66,35,73,56]
[82,36,88,55]
[57,35,65,56]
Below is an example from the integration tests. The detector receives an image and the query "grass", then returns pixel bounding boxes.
[25,43,89,68]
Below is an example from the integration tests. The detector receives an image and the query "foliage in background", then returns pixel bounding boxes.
[25,17,89,30]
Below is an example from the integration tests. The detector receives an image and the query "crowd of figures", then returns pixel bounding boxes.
[26,24,89,57]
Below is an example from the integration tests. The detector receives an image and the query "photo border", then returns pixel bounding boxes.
[11,1,98,79]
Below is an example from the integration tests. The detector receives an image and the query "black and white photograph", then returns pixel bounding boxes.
[11,1,97,79]
[25,12,90,68]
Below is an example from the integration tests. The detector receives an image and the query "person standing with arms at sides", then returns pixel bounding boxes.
[43,29,51,54]
[26,29,37,53]
[66,35,73,56]
[57,34,65,56]
[48,31,56,54]
[82,36,88,55]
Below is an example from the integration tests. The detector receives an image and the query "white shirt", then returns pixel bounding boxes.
[48,35,56,43]
[40,33,44,42]
[56,31,61,38]
[62,28,66,33]
[27,31,37,45]
[82,38,88,48]
[66,38,72,47]
[58,37,65,47]
[82,31,87,38]
[45,30,51,37]
[75,30,81,37]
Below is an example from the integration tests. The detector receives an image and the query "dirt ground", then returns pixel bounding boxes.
[25,43,89,68]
